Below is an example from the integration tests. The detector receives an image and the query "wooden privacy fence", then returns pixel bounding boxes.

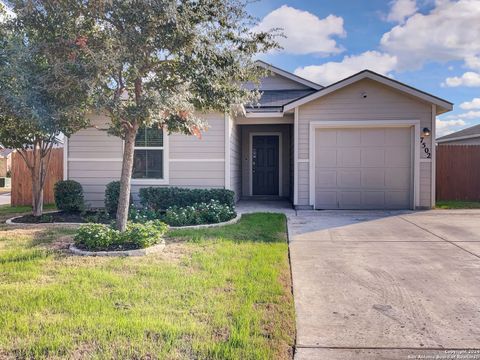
[11,148,63,206]
[436,145,480,201]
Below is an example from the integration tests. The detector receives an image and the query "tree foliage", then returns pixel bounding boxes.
[72,0,280,231]
[0,0,98,215]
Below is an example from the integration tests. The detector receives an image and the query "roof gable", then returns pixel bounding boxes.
[283,70,453,114]
[254,60,323,91]
[437,123,480,142]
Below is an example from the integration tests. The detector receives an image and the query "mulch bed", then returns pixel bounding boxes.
[11,211,112,224]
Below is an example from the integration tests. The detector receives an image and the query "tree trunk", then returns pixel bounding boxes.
[116,124,138,232]
[31,144,44,216]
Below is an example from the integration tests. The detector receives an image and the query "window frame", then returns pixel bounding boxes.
[130,127,169,185]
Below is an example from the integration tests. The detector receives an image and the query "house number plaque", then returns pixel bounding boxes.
[420,137,431,159]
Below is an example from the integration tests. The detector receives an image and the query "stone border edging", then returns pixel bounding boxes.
[6,212,242,229]
[5,213,83,226]
[69,241,165,257]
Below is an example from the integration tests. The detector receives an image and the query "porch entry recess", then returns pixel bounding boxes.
[252,135,280,196]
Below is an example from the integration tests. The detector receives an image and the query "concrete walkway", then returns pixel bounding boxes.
[289,210,480,359]
[0,192,11,205]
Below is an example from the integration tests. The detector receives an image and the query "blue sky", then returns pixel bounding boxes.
[248,0,480,137]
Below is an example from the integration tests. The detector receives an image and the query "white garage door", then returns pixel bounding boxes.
[315,127,413,209]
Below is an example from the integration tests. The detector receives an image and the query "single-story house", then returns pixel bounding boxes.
[64,61,452,210]
[436,124,480,145]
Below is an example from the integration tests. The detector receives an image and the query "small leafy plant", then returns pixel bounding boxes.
[54,180,85,212]
[74,220,167,251]
[164,200,236,227]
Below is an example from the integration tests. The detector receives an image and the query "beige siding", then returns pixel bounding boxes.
[241,124,291,198]
[67,114,123,207]
[297,79,434,208]
[68,112,226,207]
[230,117,242,201]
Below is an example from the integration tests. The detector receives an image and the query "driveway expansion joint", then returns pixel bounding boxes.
[399,216,480,260]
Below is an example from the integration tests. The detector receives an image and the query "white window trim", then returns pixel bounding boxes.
[308,120,420,210]
[131,128,169,185]
[249,132,283,197]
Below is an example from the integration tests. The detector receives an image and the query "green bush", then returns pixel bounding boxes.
[128,206,159,223]
[74,220,167,251]
[74,223,120,251]
[164,200,236,227]
[139,187,235,211]
[105,181,132,216]
[54,180,85,212]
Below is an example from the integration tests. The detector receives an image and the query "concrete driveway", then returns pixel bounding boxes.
[288,210,480,359]
[0,192,11,205]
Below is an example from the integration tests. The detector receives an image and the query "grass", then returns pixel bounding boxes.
[435,200,480,209]
[0,212,295,359]
[0,204,56,217]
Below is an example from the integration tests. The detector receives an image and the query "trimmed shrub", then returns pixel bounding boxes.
[54,180,85,212]
[122,220,168,249]
[74,223,120,251]
[163,200,236,227]
[74,220,167,251]
[105,181,132,216]
[139,187,235,211]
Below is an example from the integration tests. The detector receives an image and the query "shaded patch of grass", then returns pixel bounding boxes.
[436,200,480,209]
[0,204,56,215]
[0,213,294,359]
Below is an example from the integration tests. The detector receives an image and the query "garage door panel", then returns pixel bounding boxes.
[316,149,337,167]
[315,127,412,210]
[362,191,385,207]
[316,129,337,147]
[316,191,337,208]
[362,168,386,187]
[361,128,386,146]
[386,191,410,208]
[339,191,362,207]
[361,149,385,167]
[338,149,361,167]
[386,147,411,167]
[316,170,336,187]
[338,129,361,146]
[338,170,361,188]
[385,168,411,189]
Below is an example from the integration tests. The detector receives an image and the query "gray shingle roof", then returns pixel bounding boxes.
[437,123,480,141]
[245,90,316,113]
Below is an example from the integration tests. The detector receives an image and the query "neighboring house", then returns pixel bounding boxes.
[65,61,452,210]
[0,147,13,178]
[436,124,480,145]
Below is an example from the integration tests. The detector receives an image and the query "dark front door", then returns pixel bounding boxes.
[252,135,279,195]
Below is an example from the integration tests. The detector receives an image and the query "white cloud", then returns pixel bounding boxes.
[444,111,480,120]
[460,98,480,110]
[380,0,480,70]
[442,72,480,87]
[254,5,346,56]
[436,119,467,137]
[294,51,398,85]
[386,0,417,23]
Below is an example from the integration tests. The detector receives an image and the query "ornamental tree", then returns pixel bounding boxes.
[77,0,279,231]
[0,1,98,216]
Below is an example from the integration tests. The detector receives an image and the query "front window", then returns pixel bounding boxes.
[132,127,164,179]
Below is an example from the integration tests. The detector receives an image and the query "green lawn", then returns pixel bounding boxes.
[0,212,295,359]
[435,200,480,209]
